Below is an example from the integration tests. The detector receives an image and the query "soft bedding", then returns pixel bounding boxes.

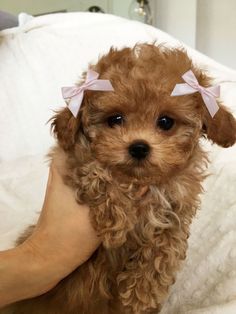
[0,12,235,314]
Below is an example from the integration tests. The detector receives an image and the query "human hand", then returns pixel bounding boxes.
[24,164,101,289]
[0,165,100,307]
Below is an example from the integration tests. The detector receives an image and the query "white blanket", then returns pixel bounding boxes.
[0,12,235,314]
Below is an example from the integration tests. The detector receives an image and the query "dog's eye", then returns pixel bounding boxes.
[107,114,124,127]
[157,116,175,131]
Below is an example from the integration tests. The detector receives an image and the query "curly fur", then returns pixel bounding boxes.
[2,44,236,314]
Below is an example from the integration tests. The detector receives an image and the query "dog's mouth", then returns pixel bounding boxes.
[129,162,153,177]
[111,158,158,181]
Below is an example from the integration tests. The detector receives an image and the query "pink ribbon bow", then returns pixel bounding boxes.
[171,70,220,117]
[62,70,114,117]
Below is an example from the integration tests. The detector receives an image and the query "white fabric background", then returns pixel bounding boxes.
[0,12,236,314]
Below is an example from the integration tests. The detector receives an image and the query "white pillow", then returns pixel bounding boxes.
[0,154,47,249]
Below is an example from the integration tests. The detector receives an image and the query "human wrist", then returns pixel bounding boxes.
[20,231,68,288]
[0,243,53,307]
[0,235,64,307]
[21,228,93,283]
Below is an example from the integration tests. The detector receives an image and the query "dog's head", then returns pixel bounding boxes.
[52,45,236,183]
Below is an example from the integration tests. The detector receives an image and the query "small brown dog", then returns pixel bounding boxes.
[3,44,236,314]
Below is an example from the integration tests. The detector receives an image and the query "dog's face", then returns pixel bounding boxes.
[52,45,236,183]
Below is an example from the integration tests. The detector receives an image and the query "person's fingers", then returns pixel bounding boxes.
[46,164,64,190]
[43,167,52,203]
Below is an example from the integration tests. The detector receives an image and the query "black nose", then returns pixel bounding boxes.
[128,141,150,160]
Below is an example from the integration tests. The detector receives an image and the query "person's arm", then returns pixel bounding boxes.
[0,166,100,308]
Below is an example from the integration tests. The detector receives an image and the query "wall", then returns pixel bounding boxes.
[153,0,236,70]
[154,0,197,48]
[0,0,110,15]
[0,0,155,22]
[197,0,236,69]
[111,0,131,19]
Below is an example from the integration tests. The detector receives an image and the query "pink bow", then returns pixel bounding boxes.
[171,70,220,117]
[62,70,114,117]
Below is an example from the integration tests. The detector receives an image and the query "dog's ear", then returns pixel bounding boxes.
[203,104,236,147]
[50,108,81,151]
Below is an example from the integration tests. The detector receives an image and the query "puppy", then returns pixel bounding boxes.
[2,44,236,314]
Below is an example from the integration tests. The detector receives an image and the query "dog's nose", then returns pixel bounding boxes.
[128,141,150,160]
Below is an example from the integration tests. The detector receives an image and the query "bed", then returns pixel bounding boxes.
[0,12,236,314]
